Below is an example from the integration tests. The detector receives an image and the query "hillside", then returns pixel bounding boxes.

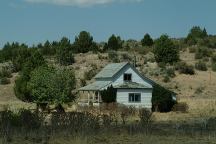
[1,47,216,121]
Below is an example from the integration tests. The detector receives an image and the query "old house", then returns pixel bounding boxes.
[78,62,176,109]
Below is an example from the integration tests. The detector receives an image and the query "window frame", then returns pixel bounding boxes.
[128,93,141,103]
[123,73,132,82]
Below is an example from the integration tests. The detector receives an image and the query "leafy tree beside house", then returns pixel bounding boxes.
[141,33,154,47]
[27,66,76,112]
[153,35,179,64]
[14,50,46,102]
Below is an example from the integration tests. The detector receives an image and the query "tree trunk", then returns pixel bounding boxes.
[55,104,65,113]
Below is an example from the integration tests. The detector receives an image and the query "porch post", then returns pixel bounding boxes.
[98,91,100,106]
[87,91,90,105]
[92,91,95,103]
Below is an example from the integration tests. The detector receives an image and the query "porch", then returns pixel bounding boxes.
[78,81,112,106]
[78,91,102,106]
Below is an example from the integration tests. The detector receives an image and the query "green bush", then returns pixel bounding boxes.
[203,57,209,62]
[101,85,117,103]
[189,47,196,53]
[0,77,11,85]
[211,54,216,63]
[195,47,212,59]
[0,66,12,78]
[0,109,42,129]
[121,53,132,61]
[152,85,176,112]
[153,35,179,64]
[163,75,170,83]
[175,62,195,75]
[212,63,216,72]
[108,51,119,62]
[84,69,97,81]
[165,67,176,78]
[195,61,207,71]
[158,62,166,68]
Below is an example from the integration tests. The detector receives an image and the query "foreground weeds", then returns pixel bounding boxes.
[0,107,216,144]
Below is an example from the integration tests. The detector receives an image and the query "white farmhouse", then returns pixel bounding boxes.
[78,62,176,109]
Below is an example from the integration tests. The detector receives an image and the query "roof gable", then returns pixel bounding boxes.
[95,62,128,79]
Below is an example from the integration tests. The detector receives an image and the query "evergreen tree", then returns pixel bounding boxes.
[153,35,179,64]
[101,85,117,103]
[14,50,46,101]
[56,37,74,66]
[141,33,154,46]
[185,26,208,45]
[107,34,122,50]
[73,31,96,53]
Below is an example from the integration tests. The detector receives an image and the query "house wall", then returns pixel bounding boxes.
[116,88,152,109]
[112,65,152,88]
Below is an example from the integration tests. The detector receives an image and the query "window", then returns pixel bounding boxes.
[129,93,141,103]
[124,73,132,81]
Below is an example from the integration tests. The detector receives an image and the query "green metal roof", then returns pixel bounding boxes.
[114,82,151,89]
[78,81,112,91]
[94,62,128,79]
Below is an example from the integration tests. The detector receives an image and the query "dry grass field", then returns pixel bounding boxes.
[2,134,216,144]
[0,49,216,121]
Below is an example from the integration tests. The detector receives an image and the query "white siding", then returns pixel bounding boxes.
[116,89,152,108]
[112,65,152,88]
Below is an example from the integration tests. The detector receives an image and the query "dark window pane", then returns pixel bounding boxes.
[129,93,141,102]
[124,74,132,81]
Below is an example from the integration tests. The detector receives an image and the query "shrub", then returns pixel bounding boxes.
[165,67,176,78]
[163,75,170,83]
[195,47,212,59]
[101,85,117,103]
[189,47,196,53]
[121,53,132,61]
[119,105,130,125]
[195,86,204,94]
[0,77,11,85]
[138,108,154,133]
[211,54,216,63]
[195,61,207,71]
[51,112,100,134]
[80,78,86,87]
[139,108,153,125]
[102,114,113,127]
[152,85,176,112]
[108,51,119,62]
[175,62,195,75]
[212,63,216,72]
[158,62,166,68]
[0,66,12,78]
[84,69,97,80]
[203,57,209,62]
[172,102,189,113]
[0,109,42,129]
[18,109,42,129]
